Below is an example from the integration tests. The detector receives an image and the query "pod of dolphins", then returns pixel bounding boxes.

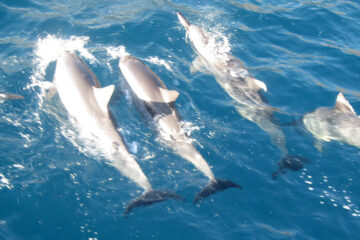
[1,12,359,216]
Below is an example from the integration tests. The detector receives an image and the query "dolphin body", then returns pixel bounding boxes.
[303,93,360,149]
[53,52,183,216]
[119,54,242,203]
[177,12,288,155]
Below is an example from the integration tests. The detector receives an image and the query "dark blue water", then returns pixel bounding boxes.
[1,0,360,239]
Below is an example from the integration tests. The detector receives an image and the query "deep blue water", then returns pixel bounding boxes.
[1,0,360,239]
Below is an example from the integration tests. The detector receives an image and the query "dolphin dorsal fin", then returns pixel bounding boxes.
[246,76,267,92]
[334,93,356,114]
[93,85,115,112]
[254,79,267,92]
[159,88,179,103]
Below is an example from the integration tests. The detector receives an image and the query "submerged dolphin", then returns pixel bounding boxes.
[119,54,242,203]
[177,12,288,155]
[272,155,310,180]
[303,93,360,150]
[53,51,183,215]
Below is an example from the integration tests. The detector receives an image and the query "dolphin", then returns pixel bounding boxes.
[303,93,360,150]
[177,12,288,155]
[0,94,23,100]
[53,51,183,216]
[119,54,242,203]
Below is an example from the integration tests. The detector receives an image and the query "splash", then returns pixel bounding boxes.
[157,121,199,144]
[106,45,129,60]
[144,56,173,71]
[205,31,232,63]
[28,35,97,101]
[188,13,233,65]
[107,46,173,73]
[34,35,96,75]
[180,121,200,137]
[181,14,252,81]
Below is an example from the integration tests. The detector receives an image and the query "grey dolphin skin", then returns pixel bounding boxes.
[303,93,360,150]
[0,94,23,100]
[176,12,288,155]
[119,54,242,203]
[53,51,183,216]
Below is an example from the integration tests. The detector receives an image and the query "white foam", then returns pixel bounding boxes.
[106,45,129,60]
[186,18,253,81]
[145,56,173,71]
[180,121,200,137]
[28,35,97,102]
[197,28,233,66]
[33,35,96,79]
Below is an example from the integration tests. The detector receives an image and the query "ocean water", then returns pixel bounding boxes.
[1,0,360,239]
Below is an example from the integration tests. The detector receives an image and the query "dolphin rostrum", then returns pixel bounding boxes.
[177,12,288,155]
[119,54,241,203]
[53,51,183,216]
[303,93,360,150]
[0,94,23,100]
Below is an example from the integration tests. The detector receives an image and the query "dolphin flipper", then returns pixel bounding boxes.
[124,190,185,217]
[194,179,242,203]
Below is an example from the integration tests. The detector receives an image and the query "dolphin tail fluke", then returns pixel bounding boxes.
[124,190,185,217]
[0,94,24,100]
[194,179,242,203]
